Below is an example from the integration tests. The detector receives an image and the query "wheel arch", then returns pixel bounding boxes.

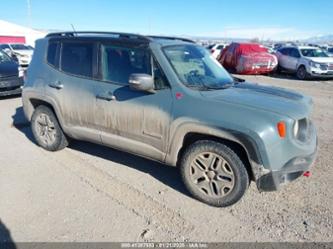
[25,96,66,132]
[178,133,256,181]
[297,64,306,70]
[166,123,267,181]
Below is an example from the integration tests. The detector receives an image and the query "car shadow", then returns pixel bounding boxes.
[11,107,189,198]
[0,220,16,249]
[0,94,21,100]
[269,72,333,82]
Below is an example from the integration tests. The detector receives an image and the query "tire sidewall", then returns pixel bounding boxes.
[297,66,307,80]
[180,141,249,207]
[31,106,64,151]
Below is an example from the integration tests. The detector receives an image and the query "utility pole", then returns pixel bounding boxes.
[27,0,32,28]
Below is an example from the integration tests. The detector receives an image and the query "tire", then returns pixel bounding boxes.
[296,65,308,80]
[180,140,249,207]
[31,105,69,151]
[276,65,282,74]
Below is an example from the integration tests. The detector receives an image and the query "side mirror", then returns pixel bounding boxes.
[129,74,155,93]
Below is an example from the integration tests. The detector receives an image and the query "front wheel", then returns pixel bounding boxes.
[180,141,249,207]
[296,66,309,80]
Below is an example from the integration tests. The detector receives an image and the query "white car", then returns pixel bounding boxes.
[276,46,333,80]
[327,47,333,57]
[207,43,228,59]
[0,43,33,67]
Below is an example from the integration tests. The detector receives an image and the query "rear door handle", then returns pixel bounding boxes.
[96,92,116,101]
[48,81,64,90]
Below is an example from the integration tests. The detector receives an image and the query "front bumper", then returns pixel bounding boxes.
[0,76,24,96]
[308,67,333,78]
[257,140,318,191]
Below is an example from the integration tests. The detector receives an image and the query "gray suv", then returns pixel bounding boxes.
[22,32,318,207]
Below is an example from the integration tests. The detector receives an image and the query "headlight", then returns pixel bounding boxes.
[293,120,299,137]
[310,61,321,68]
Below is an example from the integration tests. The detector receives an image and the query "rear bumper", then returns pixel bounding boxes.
[0,77,23,96]
[257,140,318,191]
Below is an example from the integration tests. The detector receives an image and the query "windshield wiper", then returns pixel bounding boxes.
[232,76,245,84]
[203,83,234,90]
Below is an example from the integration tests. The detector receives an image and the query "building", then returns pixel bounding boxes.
[0,20,46,46]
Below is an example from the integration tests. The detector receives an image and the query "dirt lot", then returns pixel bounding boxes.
[0,74,332,242]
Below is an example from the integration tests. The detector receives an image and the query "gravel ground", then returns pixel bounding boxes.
[0,74,332,242]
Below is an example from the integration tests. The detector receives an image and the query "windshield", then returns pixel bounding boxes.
[300,48,328,57]
[10,44,31,50]
[163,44,234,89]
[0,51,12,63]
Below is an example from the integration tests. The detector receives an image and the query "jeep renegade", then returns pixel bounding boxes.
[22,32,318,207]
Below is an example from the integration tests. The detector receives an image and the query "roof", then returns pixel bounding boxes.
[45,31,195,46]
[297,46,320,50]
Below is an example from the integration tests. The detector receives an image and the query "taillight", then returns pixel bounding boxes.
[277,121,286,138]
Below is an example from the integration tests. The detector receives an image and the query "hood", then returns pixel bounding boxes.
[200,83,312,119]
[13,50,33,56]
[0,60,19,77]
[307,57,333,63]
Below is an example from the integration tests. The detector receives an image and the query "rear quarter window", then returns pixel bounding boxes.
[47,42,60,68]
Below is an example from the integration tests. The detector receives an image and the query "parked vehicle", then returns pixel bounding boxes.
[327,47,333,57]
[218,43,278,74]
[0,50,23,96]
[207,43,228,59]
[0,43,33,67]
[274,42,296,51]
[276,46,333,80]
[22,32,317,207]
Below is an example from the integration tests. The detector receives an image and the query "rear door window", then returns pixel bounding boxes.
[290,48,300,58]
[279,48,289,55]
[61,42,94,78]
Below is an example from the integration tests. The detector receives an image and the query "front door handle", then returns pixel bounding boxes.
[96,92,116,101]
[48,81,64,90]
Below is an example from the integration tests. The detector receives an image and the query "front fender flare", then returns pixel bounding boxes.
[165,121,269,181]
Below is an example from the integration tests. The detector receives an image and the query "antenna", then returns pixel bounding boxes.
[71,24,77,36]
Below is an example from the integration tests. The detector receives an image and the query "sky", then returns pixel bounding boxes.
[1,0,332,40]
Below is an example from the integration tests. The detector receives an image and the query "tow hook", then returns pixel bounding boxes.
[303,171,312,177]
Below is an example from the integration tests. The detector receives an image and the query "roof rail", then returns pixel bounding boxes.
[45,32,196,44]
[45,31,151,41]
[148,36,195,43]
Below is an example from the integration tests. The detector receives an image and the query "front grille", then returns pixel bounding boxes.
[328,64,333,70]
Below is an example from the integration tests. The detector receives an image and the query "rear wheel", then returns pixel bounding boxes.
[31,105,69,151]
[180,140,249,207]
[296,65,308,80]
